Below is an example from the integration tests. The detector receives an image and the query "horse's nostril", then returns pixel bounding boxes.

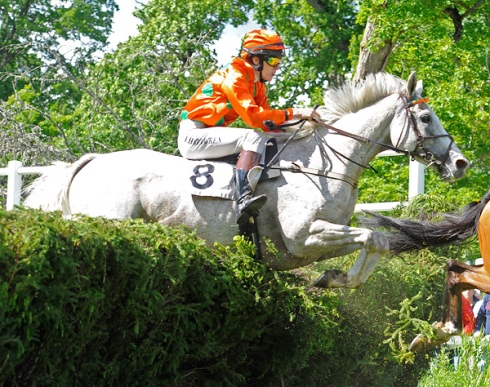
[456,159,468,170]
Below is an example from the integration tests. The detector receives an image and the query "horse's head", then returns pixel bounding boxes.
[390,72,469,181]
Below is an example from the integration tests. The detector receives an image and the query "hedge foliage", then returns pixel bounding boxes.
[0,209,340,386]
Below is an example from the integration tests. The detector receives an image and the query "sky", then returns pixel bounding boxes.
[106,0,144,51]
[107,0,259,66]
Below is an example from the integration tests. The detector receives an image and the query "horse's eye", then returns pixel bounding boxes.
[420,114,431,123]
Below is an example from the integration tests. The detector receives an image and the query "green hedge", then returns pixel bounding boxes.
[0,209,339,386]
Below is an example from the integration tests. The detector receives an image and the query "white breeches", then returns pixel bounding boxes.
[178,119,268,160]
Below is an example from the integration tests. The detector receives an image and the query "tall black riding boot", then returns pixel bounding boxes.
[235,150,267,225]
[235,169,267,224]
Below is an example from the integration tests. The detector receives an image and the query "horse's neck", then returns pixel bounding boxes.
[293,94,402,180]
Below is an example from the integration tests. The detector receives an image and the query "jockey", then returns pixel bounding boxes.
[178,29,319,224]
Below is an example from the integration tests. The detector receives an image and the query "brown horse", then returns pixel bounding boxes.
[362,188,490,351]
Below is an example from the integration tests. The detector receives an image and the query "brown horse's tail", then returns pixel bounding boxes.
[361,188,490,255]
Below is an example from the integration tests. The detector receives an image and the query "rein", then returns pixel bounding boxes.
[268,163,359,188]
[314,118,410,157]
[265,95,453,187]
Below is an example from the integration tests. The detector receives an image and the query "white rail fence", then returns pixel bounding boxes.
[0,151,425,212]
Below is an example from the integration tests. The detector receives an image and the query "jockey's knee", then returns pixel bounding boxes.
[242,130,267,154]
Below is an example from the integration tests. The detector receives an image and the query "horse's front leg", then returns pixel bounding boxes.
[299,220,389,288]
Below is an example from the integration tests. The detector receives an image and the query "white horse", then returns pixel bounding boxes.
[24,72,469,288]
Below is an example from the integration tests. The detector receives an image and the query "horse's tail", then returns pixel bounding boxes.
[361,189,490,255]
[23,154,97,216]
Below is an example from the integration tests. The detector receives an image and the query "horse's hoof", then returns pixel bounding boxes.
[409,321,453,352]
[314,270,347,288]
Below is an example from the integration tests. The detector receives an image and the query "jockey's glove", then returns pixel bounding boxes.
[292,108,321,122]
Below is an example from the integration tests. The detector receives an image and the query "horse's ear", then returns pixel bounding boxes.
[415,80,423,96]
[406,71,417,96]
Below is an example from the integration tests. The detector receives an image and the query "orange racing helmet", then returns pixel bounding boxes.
[240,29,286,59]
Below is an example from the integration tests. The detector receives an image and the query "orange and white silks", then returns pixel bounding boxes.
[180,57,292,131]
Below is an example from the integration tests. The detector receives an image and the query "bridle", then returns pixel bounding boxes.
[266,95,455,188]
[400,96,454,169]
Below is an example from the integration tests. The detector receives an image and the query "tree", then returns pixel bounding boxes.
[353,1,490,80]
[351,0,490,203]
[0,0,118,100]
[0,0,119,155]
[60,0,254,154]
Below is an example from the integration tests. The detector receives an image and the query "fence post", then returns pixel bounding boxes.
[7,160,23,210]
[408,159,424,199]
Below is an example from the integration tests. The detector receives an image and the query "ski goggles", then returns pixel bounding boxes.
[264,56,281,67]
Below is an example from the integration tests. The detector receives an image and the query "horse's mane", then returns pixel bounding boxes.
[321,73,409,124]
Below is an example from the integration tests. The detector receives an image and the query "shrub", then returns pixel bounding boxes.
[0,209,339,386]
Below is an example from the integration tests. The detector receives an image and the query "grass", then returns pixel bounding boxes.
[418,336,490,387]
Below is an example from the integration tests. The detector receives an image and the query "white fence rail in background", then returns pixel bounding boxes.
[355,150,425,212]
[0,151,425,212]
[0,161,50,210]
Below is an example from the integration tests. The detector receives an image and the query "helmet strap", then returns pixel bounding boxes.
[259,69,267,83]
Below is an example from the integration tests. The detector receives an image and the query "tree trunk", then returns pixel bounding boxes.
[353,20,393,83]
